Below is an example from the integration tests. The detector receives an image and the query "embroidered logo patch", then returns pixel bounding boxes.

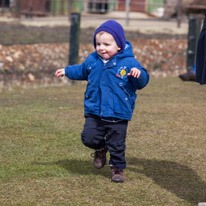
[116,66,128,79]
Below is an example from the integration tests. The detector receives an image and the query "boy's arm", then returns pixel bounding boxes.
[128,63,149,90]
[65,63,88,80]
[55,53,96,81]
[55,62,89,81]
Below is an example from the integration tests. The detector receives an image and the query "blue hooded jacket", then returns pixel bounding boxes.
[65,41,149,120]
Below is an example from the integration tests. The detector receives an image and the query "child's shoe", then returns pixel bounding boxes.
[111,166,124,182]
[91,147,108,169]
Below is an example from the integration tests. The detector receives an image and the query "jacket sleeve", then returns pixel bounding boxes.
[129,61,150,90]
[65,61,89,80]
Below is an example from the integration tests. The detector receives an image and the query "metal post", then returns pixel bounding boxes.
[68,12,81,84]
[69,13,81,64]
[68,0,73,20]
[15,0,20,18]
[61,0,64,15]
[177,0,182,28]
[187,16,200,71]
[53,0,56,16]
[1,0,5,15]
[195,17,202,40]
[145,0,148,13]
[126,0,130,26]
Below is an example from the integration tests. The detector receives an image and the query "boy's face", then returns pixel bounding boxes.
[95,32,121,60]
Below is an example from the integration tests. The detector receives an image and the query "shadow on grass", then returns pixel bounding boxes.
[128,158,206,205]
[35,159,110,179]
[35,157,206,204]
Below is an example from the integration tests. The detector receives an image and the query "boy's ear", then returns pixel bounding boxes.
[118,47,121,51]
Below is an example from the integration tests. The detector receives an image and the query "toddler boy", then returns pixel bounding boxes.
[55,20,149,182]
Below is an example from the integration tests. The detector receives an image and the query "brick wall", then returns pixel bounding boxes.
[117,0,146,12]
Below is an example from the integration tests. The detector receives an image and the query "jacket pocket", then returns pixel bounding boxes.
[113,82,136,115]
[84,85,98,111]
[119,83,136,109]
[113,93,133,115]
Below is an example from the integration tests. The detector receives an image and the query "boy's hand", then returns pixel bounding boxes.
[55,69,65,78]
[127,68,141,78]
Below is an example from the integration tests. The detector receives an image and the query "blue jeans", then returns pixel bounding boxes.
[81,115,128,169]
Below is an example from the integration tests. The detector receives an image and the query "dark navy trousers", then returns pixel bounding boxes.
[81,115,128,169]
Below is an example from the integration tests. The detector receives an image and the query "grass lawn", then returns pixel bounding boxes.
[0,76,206,206]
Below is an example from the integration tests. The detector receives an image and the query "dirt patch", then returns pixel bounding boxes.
[0,22,188,87]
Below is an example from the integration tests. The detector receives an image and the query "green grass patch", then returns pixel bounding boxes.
[0,77,206,205]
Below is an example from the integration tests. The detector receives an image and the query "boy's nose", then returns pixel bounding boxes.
[99,44,104,50]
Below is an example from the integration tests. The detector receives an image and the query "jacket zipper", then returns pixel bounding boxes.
[119,83,135,105]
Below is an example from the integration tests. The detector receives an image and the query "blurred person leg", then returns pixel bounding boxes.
[196,12,206,84]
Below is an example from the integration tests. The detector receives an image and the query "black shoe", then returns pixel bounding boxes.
[91,147,108,169]
[179,71,195,81]
[111,166,124,183]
